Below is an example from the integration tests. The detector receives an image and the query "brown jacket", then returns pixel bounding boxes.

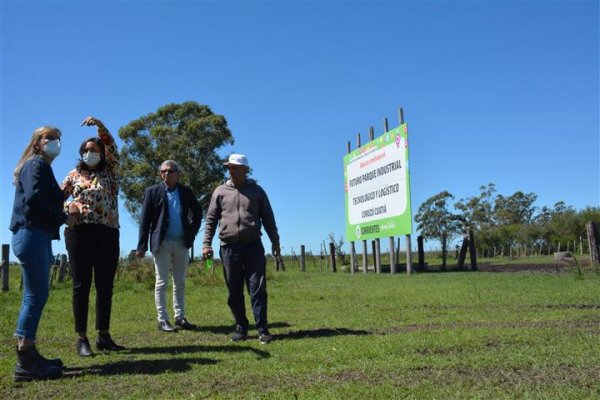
[203,179,279,247]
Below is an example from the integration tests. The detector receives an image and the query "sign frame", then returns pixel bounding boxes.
[344,123,412,241]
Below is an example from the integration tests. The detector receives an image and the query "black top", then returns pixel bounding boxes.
[10,156,67,239]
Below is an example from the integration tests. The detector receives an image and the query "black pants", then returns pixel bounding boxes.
[65,224,119,333]
[219,240,268,333]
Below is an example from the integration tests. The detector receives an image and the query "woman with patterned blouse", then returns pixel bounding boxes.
[62,116,125,357]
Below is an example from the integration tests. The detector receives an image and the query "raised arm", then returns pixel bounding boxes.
[81,116,119,176]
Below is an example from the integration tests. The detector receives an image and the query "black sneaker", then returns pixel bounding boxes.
[258,331,274,344]
[174,317,197,330]
[231,325,248,341]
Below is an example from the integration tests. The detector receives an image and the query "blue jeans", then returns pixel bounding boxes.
[220,240,268,333]
[12,228,53,340]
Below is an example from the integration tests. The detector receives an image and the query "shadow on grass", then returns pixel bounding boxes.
[64,356,217,377]
[126,344,270,359]
[196,321,292,334]
[275,327,370,341]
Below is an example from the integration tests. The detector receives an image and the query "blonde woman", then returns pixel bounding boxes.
[10,126,76,381]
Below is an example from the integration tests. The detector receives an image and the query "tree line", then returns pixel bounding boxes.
[415,183,600,267]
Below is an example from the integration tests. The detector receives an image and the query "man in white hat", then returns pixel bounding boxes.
[202,154,280,344]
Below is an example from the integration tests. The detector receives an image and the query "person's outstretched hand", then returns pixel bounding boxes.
[80,116,105,129]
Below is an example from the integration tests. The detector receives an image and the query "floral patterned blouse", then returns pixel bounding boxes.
[62,126,120,229]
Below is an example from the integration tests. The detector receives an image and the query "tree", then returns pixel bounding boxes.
[452,183,600,256]
[455,183,497,231]
[415,191,463,269]
[493,191,538,226]
[455,183,497,251]
[118,102,234,220]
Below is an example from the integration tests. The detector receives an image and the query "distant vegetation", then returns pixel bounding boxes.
[416,183,600,264]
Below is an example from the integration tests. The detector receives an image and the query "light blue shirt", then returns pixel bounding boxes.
[165,186,184,241]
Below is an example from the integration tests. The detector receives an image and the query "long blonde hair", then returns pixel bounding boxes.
[13,126,62,184]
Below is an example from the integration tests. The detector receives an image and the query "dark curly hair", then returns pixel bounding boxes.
[76,137,107,172]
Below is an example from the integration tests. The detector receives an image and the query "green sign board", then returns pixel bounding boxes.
[344,123,412,241]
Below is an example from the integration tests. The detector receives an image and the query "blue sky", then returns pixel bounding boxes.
[1,1,598,258]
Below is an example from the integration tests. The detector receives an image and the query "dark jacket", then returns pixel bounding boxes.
[137,183,202,254]
[10,156,67,239]
[203,179,279,247]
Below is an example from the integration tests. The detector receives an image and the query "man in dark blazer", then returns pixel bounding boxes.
[136,160,202,332]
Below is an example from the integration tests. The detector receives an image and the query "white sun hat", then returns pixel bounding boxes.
[224,154,249,168]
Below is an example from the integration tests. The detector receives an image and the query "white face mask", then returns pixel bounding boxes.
[82,151,101,167]
[43,139,61,158]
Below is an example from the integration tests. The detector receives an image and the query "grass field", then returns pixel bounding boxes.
[0,259,598,399]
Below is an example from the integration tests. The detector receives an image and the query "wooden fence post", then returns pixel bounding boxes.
[300,245,306,272]
[468,230,478,270]
[291,250,300,269]
[50,254,58,286]
[350,242,356,274]
[319,247,324,272]
[457,234,468,270]
[322,241,328,270]
[329,242,337,272]
[1,244,9,291]
[417,236,424,270]
[362,240,368,273]
[398,108,413,275]
[375,239,381,274]
[58,254,68,282]
[275,254,286,272]
[586,222,600,265]
[405,235,412,275]
[389,236,396,274]
[371,240,376,270]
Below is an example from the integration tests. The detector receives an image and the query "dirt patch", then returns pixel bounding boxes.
[477,263,570,273]
[387,261,595,273]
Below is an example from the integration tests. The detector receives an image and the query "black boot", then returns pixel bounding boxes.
[77,337,94,357]
[29,345,64,368]
[96,333,125,351]
[15,345,62,382]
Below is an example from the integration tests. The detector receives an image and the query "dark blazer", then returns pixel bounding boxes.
[137,183,202,254]
[10,156,67,239]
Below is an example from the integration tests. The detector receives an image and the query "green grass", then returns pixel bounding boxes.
[1,261,599,399]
